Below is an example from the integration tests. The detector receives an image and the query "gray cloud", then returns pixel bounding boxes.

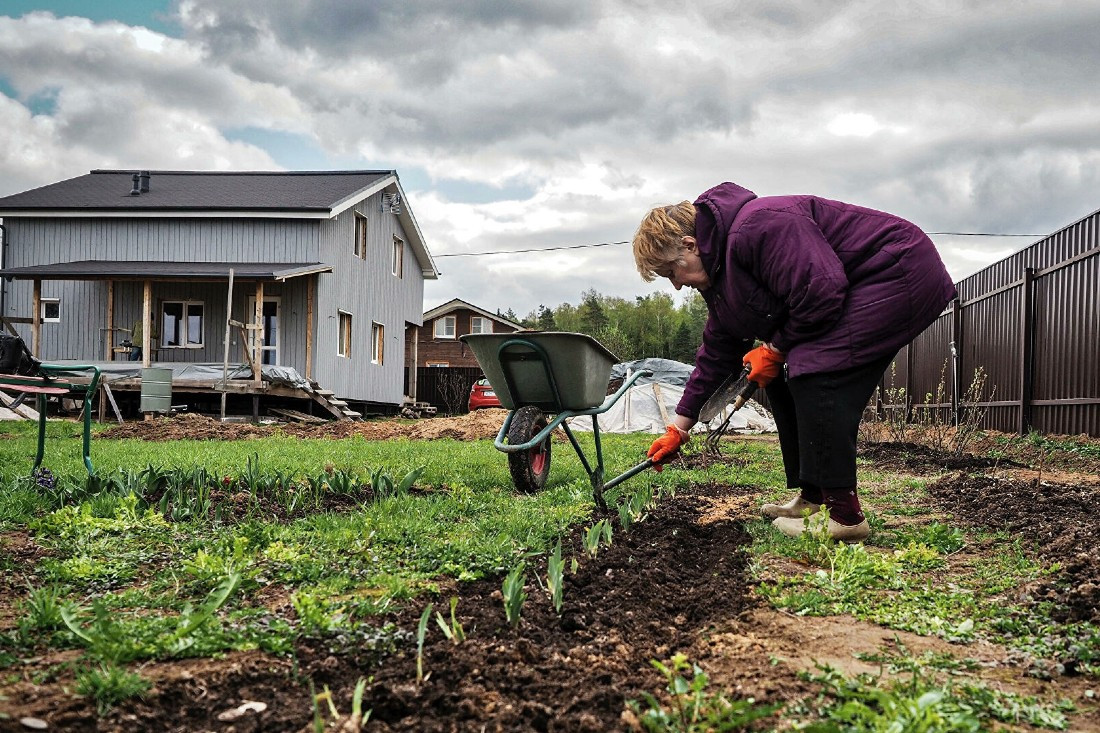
[2,1,1098,317]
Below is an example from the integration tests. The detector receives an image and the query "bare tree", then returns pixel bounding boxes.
[437,371,470,416]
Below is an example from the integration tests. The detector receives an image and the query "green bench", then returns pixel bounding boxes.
[0,364,102,475]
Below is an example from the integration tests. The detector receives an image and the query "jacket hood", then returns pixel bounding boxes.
[693,182,757,275]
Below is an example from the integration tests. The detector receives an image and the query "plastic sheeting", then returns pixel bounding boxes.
[609,357,694,386]
[568,380,776,435]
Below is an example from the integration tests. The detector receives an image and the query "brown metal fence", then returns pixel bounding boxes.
[885,206,1100,437]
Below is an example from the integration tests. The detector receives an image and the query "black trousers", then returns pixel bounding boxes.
[765,354,894,491]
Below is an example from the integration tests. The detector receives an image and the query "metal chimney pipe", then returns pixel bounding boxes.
[139,171,151,193]
[130,174,141,196]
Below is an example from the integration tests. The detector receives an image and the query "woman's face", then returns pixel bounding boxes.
[655,237,711,292]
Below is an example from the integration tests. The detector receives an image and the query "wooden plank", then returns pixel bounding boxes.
[254,281,264,386]
[32,279,41,355]
[305,274,315,381]
[221,268,235,421]
[0,382,69,395]
[0,390,39,420]
[105,280,115,361]
[142,279,152,368]
[269,407,327,424]
[102,381,124,424]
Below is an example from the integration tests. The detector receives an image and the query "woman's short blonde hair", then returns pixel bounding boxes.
[632,201,695,282]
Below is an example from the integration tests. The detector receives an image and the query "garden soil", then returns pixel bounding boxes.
[3,431,1100,731]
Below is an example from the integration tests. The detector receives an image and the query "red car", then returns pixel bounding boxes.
[468,378,502,411]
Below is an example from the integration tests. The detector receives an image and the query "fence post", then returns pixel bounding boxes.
[950,298,962,426]
[1018,267,1035,435]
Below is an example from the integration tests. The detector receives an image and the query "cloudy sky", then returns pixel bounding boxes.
[2,1,1098,318]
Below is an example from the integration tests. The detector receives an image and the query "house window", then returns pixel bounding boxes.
[162,301,204,347]
[371,322,384,364]
[470,316,493,334]
[392,237,404,277]
[40,298,61,323]
[434,316,456,339]
[354,213,368,259]
[338,311,352,357]
[426,361,449,367]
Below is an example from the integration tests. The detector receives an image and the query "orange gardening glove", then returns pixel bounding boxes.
[647,424,689,472]
[742,344,785,388]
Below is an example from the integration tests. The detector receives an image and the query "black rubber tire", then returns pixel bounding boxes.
[507,405,552,493]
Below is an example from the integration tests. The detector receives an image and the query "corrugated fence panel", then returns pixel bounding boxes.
[907,205,1100,437]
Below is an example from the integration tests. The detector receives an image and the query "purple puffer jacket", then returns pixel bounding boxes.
[677,182,956,421]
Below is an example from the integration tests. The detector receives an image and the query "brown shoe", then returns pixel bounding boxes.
[761,494,821,520]
[772,514,870,543]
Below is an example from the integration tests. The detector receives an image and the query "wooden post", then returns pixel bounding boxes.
[305,275,315,382]
[31,279,41,355]
[105,280,115,361]
[1018,267,1035,435]
[221,269,235,421]
[410,325,419,401]
[253,281,264,386]
[142,279,152,368]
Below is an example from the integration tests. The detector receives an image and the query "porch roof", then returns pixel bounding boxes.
[0,260,332,281]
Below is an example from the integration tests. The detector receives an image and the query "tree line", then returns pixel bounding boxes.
[499,289,707,364]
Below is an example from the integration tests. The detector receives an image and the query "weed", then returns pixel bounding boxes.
[628,654,779,731]
[802,655,1073,731]
[74,662,151,716]
[20,584,65,632]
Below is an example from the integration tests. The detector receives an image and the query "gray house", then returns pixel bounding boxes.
[0,169,438,417]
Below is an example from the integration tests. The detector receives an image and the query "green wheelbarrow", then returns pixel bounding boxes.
[460,332,656,510]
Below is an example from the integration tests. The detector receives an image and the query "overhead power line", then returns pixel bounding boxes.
[435,240,629,257]
[926,231,1043,237]
[434,231,1042,258]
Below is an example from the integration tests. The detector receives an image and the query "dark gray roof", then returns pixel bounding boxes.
[0,170,394,212]
[0,260,332,281]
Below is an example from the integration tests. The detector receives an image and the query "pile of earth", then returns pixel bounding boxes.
[926,472,1100,626]
[98,409,514,442]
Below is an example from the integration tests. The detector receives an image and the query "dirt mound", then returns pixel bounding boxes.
[926,473,1100,625]
[99,409,512,443]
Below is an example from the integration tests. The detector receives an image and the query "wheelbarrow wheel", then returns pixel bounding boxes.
[507,406,551,493]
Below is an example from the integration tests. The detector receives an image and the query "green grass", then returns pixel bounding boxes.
[1,420,1096,728]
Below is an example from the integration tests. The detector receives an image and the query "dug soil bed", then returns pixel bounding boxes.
[857,440,1021,474]
[303,481,768,732]
[2,482,778,732]
[927,472,1100,625]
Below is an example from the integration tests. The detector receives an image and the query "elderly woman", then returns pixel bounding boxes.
[636,182,956,541]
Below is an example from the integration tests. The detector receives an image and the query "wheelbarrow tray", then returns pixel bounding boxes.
[460,332,618,412]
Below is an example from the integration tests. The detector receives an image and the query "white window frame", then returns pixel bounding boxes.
[161,300,204,348]
[354,213,368,259]
[40,298,61,323]
[392,236,404,277]
[371,322,384,365]
[470,316,493,334]
[434,315,456,339]
[426,361,449,367]
[337,311,353,358]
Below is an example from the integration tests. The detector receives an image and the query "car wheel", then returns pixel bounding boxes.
[507,406,551,493]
